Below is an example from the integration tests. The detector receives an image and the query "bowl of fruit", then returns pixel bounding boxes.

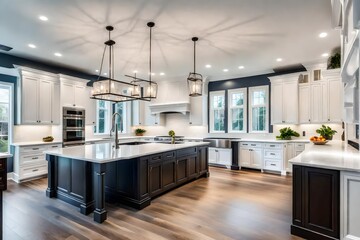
[310,136,328,145]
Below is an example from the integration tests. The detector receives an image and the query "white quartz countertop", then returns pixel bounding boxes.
[44,142,209,163]
[10,140,63,147]
[0,153,12,158]
[289,141,360,172]
[231,138,310,143]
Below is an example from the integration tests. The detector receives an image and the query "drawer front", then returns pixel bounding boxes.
[295,143,305,151]
[264,149,282,159]
[264,143,283,149]
[20,164,47,180]
[177,147,197,157]
[241,142,262,148]
[149,154,162,163]
[264,159,281,171]
[20,154,46,166]
[163,151,176,160]
[20,145,48,154]
[47,144,61,150]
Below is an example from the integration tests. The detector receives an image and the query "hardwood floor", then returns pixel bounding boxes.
[3,167,303,240]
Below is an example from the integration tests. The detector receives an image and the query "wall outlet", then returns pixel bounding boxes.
[302,131,306,137]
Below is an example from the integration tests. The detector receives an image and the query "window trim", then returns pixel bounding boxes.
[113,101,131,134]
[0,82,13,153]
[209,90,226,133]
[227,88,247,133]
[249,85,269,133]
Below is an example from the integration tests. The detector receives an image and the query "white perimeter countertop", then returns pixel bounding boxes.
[289,140,360,172]
[231,138,310,143]
[0,153,12,158]
[44,142,209,163]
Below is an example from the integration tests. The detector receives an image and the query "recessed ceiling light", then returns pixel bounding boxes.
[159,72,165,76]
[205,64,212,68]
[319,32,328,38]
[39,15,48,21]
[223,69,229,72]
[133,70,138,73]
[54,52,62,57]
[103,73,107,76]
[28,44,36,49]
[151,73,155,76]
[238,66,244,69]
[95,69,99,72]
[276,58,283,62]
[322,53,329,57]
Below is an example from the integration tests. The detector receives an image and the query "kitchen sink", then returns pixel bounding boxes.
[203,138,236,148]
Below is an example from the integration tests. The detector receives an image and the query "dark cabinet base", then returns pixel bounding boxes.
[291,225,338,240]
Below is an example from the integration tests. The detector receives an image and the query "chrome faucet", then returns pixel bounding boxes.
[110,112,121,149]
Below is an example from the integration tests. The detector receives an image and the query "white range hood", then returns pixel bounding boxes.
[149,102,190,115]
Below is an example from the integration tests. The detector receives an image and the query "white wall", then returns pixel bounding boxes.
[13,125,53,142]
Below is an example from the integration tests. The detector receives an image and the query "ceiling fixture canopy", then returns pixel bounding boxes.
[90,26,140,103]
[187,37,203,97]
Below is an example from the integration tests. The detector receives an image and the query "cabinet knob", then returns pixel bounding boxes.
[282,120,285,123]
[73,104,76,107]
[308,119,311,122]
[51,121,53,123]
[328,119,330,121]
[155,122,158,125]
[189,122,192,124]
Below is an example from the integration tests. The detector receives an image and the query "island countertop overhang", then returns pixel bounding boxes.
[44,142,210,163]
[289,140,360,172]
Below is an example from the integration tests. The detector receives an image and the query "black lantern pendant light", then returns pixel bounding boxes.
[90,26,140,102]
[143,22,158,99]
[187,37,203,97]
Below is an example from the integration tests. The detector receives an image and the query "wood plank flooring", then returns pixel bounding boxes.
[3,168,303,240]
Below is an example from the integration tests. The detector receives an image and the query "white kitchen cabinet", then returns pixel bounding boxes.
[51,82,60,125]
[59,75,96,125]
[327,77,343,123]
[19,68,60,125]
[310,83,324,123]
[341,171,360,240]
[269,74,299,124]
[189,94,207,126]
[298,85,311,123]
[239,142,263,170]
[208,147,232,166]
[132,100,165,126]
[286,142,306,173]
[11,143,62,183]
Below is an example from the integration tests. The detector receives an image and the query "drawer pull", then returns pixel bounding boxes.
[32,148,40,150]
[32,169,39,172]
[270,164,276,166]
[52,146,58,148]
[270,153,276,156]
[32,157,39,160]
[166,154,173,158]
[242,144,248,146]
[270,145,275,147]
[251,144,256,146]
[0,163,2,168]
[152,156,161,161]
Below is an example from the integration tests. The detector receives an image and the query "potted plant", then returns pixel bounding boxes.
[276,127,300,140]
[135,128,146,136]
[327,52,341,69]
[168,130,175,144]
[316,125,337,140]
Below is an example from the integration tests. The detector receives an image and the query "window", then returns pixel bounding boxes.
[113,102,127,133]
[228,88,247,132]
[0,83,12,153]
[209,91,225,133]
[249,86,269,133]
[95,100,110,134]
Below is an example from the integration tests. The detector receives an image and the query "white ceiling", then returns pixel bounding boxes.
[0,0,340,81]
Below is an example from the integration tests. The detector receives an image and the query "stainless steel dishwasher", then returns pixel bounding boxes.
[203,138,237,168]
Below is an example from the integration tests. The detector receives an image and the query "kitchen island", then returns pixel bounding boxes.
[44,142,209,223]
[289,141,360,240]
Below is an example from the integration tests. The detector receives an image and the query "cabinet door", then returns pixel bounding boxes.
[131,101,141,126]
[188,155,198,179]
[51,82,60,124]
[198,147,208,174]
[176,157,188,184]
[85,87,96,125]
[38,79,52,124]
[149,162,162,197]
[283,81,298,123]
[74,85,88,108]
[240,148,251,167]
[208,148,217,164]
[144,101,156,126]
[328,78,342,123]
[311,84,323,123]
[271,83,283,124]
[61,83,75,107]
[251,148,263,169]
[286,143,295,172]
[303,167,339,238]
[22,76,39,124]
[162,159,176,190]
[299,85,311,123]
[189,96,204,125]
[341,172,360,240]
[217,148,232,165]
